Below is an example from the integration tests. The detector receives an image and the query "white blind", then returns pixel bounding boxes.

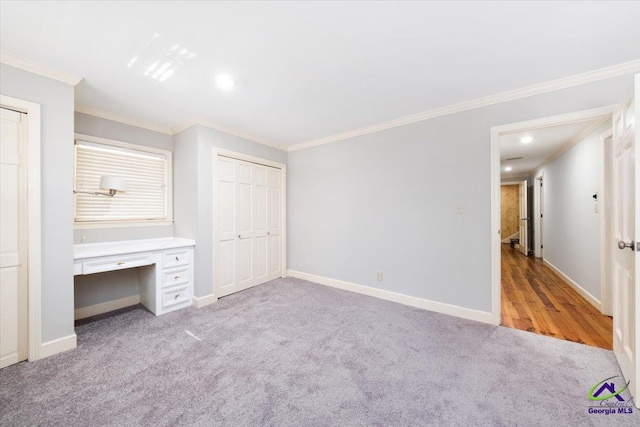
[75,140,168,222]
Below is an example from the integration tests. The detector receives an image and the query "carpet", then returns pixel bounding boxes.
[0,277,637,426]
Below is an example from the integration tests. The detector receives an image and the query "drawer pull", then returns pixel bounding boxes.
[174,294,180,300]
[175,256,180,261]
[117,262,125,266]
[174,275,180,280]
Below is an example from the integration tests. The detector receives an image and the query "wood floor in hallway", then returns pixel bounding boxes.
[501,244,613,350]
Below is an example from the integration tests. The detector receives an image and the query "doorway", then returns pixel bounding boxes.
[492,106,617,348]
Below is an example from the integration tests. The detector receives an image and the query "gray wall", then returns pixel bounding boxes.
[73,113,174,309]
[1,64,75,342]
[287,76,632,313]
[173,125,287,297]
[537,121,610,301]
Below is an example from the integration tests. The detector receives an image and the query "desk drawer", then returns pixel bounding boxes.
[163,249,190,269]
[162,266,190,288]
[162,284,191,308]
[82,254,152,275]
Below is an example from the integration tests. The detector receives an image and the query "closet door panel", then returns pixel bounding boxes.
[216,157,237,297]
[254,165,269,285]
[267,168,282,280]
[236,161,254,291]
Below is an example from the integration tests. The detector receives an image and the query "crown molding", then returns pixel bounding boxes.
[171,117,287,151]
[288,60,640,152]
[532,116,610,176]
[1,51,83,86]
[75,106,173,135]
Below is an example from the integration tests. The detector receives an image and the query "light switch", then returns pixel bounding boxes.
[455,203,464,214]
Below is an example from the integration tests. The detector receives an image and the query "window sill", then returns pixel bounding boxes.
[74,220,174,229]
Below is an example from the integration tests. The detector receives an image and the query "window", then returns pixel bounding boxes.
[74,135,173,227]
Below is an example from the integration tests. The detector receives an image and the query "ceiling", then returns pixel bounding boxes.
[1,1,639,146]
[499,118,606,179]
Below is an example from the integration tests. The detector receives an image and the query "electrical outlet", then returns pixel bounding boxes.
[376,271,383,281]
[455,203,464,214]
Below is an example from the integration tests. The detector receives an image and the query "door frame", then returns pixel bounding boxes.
[533,172,544,258]
[490,105,616,325]
[600,128,614,316]
[212,148,287,299]
[0,95,42,362]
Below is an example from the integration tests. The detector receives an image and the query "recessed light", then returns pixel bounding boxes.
[520,136,533,144]
[215,74,237,91]
[505,166,513,172]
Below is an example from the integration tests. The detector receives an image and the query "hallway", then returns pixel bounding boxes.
[501,244,612,349]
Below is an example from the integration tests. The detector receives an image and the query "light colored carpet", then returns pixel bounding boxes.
[0,277,636,426]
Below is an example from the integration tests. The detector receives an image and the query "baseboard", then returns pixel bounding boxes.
[40,333,77,359]
[543,259,601,310]
[193,293,217,308]
[74,295,140,320]
[287,270,495,325]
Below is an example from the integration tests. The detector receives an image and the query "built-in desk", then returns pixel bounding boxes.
[73,237,195,315]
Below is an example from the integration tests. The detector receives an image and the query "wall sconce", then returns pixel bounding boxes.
[74,175,128,197]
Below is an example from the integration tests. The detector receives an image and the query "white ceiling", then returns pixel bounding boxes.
[499,118,605,178]
[1,1,639,146]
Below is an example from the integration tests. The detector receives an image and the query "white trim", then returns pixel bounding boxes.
[74,295,140,320]
[600,128,613,316]
[543,259,601,310]
[490,106,615,324]
[192,294,217,308]
[39,334,77,359]
[75,106,172,135]
[73,133,174,228]
[531,117,610,177]
[1,51,83,86]
[212,148,287,299]
[1,95,42,362]
[289,61,639,152]
[288,270,495,325]
[74,133,172,156]
[73,220,174,229]
[533,172,544,258]
[172,117,287,151]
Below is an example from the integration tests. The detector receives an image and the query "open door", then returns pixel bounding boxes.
[519,180,529,256]
[612,74,639,406]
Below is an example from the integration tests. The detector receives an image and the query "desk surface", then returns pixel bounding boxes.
[74,237,195,260]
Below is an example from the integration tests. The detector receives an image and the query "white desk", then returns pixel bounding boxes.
[74,237,195,315]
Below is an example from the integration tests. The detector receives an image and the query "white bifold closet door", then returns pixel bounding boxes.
[216,156,282,298]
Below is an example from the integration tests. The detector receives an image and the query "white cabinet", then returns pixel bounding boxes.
[74,238,195,316]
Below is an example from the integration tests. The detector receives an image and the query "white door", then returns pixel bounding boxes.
[612,80,639,403]
[267,167,282,281]
[216,156,283,297]
[236,161,254,292]
[216,157,238,298]
[254,165,270,286]
[519,180,528,256]
[0,108,28,368]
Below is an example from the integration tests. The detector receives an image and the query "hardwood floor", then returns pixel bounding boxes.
[501,244,613,350]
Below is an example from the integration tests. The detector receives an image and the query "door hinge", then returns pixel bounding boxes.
[637,242,640,252]
[541,245,544,249]
[541,214,543,218]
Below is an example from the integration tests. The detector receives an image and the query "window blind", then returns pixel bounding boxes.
[75,140,168,222]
